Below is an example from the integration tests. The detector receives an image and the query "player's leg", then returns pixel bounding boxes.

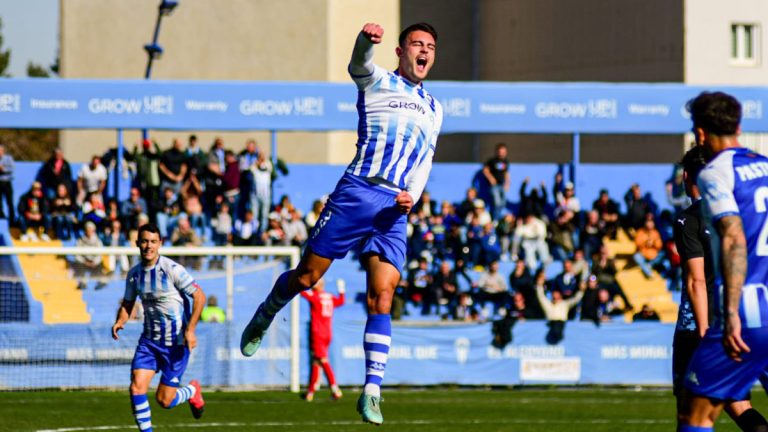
[357,254,399,425]
[241,250,332,356]
[154,344,205,419]
[683,395,724,430]
[305,358,321,402]
[725,399,768,432]
[130,369,156,432]
[320,357,342,400]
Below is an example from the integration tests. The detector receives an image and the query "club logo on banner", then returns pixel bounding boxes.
[454,337,470,365]
[0,93,21,112]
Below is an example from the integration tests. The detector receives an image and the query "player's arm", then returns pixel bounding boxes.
[349,23,382,79]
[112,299,135,340]
[334,279,346,306]
[718,214,750,361]
[184,284,206,350]
[685,257,709,338]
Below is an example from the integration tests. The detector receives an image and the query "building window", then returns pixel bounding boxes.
[731,23,759,65]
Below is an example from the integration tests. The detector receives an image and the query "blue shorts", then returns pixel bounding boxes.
[685,327,768,400]
[131,337,190,387]
[307,173,407,272]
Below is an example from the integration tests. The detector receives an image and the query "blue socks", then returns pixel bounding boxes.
[363,314,392,397]
[679,426,713,432]
[131,394,153,431]
[257,271,295,324]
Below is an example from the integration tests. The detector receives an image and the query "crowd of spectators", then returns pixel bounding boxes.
[0,140,676,327]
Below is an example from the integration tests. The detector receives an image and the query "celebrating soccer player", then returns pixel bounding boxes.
[674,146,768,431]
[681,92,768,431]
[240,21,442,424]
[112,224,206,432]
[300,278,346,402]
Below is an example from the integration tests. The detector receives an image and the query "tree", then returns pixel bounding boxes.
[27,62,50,78]
[0,18,11,77]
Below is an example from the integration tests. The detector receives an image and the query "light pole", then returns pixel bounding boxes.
[141,0,178,141]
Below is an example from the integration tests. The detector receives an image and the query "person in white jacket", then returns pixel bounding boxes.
[535,271,585,344]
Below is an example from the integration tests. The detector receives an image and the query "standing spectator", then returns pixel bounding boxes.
[623,183,652,234]
[238,139,259,215]
[304,199,325,230]
[232,209,261,247]
[222,150,241,213]
[300,278,345,402]
[549,209,576,261]
[592,245,634,311]
[0,144,14,223]
[133,139,162,219]
[204,137,226,218]
[405,258,433,314]
[633,216,664,279]
[39,148,74,200]
[519,177,547,219]
[50,184,78,240]
[474,260,509,315]
[201,295,227,323]
[580,275,605,325]
[536,276,585,345]
[432,261,459,316]
[251,152,273,232]
[482,143,511,221]
[592,189,620,240]
[512,213,550,272]
[73,221,106,290]
[666,164,690,214]
[555,182,580,223]
[159,138,188,196]
[121,188,148,236]
[77,155,108,204]
[496,212,516,260]
[580,210,604,261]
[18,181,50,242]
[185,134,207,180]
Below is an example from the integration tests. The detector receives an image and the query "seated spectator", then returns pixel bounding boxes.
[39,148,74,200]
[156,187,182,240]
[105,199,121,227]
[536,276,585,345]
[623,183,653,235]
[633,216,664,279]
[592,245,634,311]
[182,194,207,241]
[18,181,50,242]
[551,258,579,301]
[453,292,479,322]
[432,261,459,316]
[509,258,534,296]
[473,260,509,315]
[496,212,516,261]
[50,183,77,240]
[159,138,188,196]
[82,192,107,230]
[102,219,129,274]
[592,189,619,240]
[519,177,547,219]
[283,209,308,246]
[456,187,479,221]
[464,198,492,227]
[265,212,287,246]
[121,187,147,235]
[666,164,689,215]
[77,155,108,204]
[73,221,106,290]
[633,304,661,322]
[211,201,233,247]
[405,258,434,315]
[304,199,325,230]
[233,209,261,247]
[469,222,501,267]
[440,200,462,230]
[429,214,448,260]
[201,295,226,323]
[508,292,538,321]
[570,249,590,286]
[581,210,605,260]
[414,190,438,218]
[512,213,550,272]
[580,275,625,325]
[274,195,294,221]
[443,223,466,262]
[170,215,202,268]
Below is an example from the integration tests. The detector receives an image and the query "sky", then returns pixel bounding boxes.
[0,0,58,77]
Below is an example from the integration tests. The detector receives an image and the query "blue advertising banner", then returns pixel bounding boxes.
[0,321,674,389]
[0,79,766,133]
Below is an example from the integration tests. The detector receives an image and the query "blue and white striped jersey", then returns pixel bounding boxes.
[698,147,768,329]
[346,63,443,200]
[124,256,198,346]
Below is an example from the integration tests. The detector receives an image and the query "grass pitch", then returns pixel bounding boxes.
[2,387,763,431]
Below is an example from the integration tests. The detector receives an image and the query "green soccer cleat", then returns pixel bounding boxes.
[357,393,383,425]
[240,306,269,357]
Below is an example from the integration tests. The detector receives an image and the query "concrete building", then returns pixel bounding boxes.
[59,0,767,163]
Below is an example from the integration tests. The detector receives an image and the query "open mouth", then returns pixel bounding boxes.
[416,57,428,68]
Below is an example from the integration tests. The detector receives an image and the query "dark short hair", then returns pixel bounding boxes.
[189,134,197,141]
[138,223,162,240]
[398,22,438,48]
[687,91,741,136]
[680,145,708,182]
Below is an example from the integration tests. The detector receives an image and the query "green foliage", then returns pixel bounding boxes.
[0,18,11,77]
[26,62,50,78]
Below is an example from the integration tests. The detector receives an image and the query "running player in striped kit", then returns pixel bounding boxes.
[112,224,206,432]
[681,91,768,431]
[241,22,442,425]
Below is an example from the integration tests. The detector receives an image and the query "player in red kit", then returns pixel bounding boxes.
[300,278,346,402]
